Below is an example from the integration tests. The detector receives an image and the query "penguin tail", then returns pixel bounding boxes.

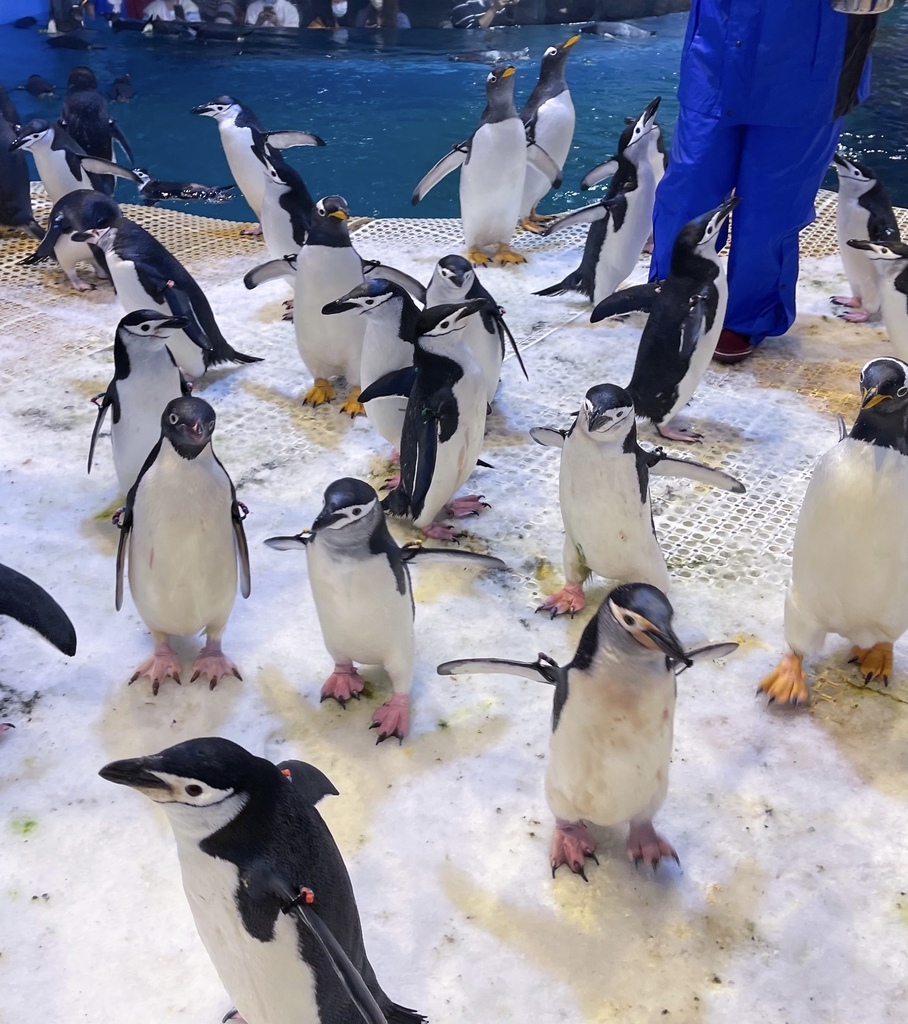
[383,1003,427,1024]
[226,348,264,365]
[381,488,411,518]
[206,346,264,367]
[534,268,586,298]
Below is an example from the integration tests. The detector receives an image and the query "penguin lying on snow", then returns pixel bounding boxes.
[591,197,739,442]
[439,583,737,877]
[59,65,133,195]
[831,153,900,323]
[115,397,250,694]
[0,562,77,658]
[847,241,908,360]
[532,383,745,617]
[759,358,908,706]
[267,478,505,742]
[100,737,426,1024]
[536,96,662,304]
[412,65,561,266]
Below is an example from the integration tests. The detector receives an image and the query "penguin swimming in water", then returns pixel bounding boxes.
[439,583,736,876]
[266,477,504,742]
[518,35,579,233]
[412,65,560,266]
[88,310,203,495]
[108,74,135,103]
[759,357,908,706]
[129,168,237,207]
[99,737,427,1024]
[831,153,900,323]
[425,254,525,406]
[72,217,261,377]
[531,383,745,616]
[0,86,42,239]
[20,189,118,291]
[0,562,77,657]
[847,240,908,360]
[360,301,490,541]
[591,196,739,442]
[115,396,250,693]
[536,96,661,304]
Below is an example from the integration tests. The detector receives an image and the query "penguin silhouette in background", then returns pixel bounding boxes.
[0,85,42,238]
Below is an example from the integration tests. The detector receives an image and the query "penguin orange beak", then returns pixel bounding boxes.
[562,34,580,49]
[861,388,889,409]
[328,209,349,221]
[501,66,516,78]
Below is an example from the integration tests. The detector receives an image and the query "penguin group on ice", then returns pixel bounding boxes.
[2,32,908,1024]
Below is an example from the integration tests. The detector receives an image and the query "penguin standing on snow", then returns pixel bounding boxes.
[759,357,908,706]
[831,153,900,323]
[591,197,739,442]
[412,65,561,266]
[518,35,579,233]
[266,478,504,742]
[115,397,251,694]
[847,240,908,360]
[531,383,745,617]
[99,737,426,1024]
[88,311,204,495]
[536,96,661,304]
[439,584,737,877]
[425,254,525,406]
[0,86,42,239]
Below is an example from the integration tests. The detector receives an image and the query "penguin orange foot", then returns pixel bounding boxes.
[339,387,365,418]
[445,495,489,517]
[129,640,182,695]
[190,641,242,689]
[304,378,337,406]
[848,642,893,685]
[626,820,679,870]
[493,243,527,265]
[466,248,492,266]
[537,581,585,618]
[757,652,808,705]
[370,693,410,743]
[518,217,546,235]
[551,820,598,878]
[321,664,365,705]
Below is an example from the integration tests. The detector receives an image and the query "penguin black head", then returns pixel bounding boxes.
[264,478,381,552]
[618,96,661,154]
[540,34,579,75]
[322,278,409,317]
[118,309,191,344]
[9,118,53,152]
[416,299,487,345]
[433,255,474,291]
[674,196,740,259]
[579,383,635,438]
[858,358,908,413]
[604,583,691,667]
[309,195,351,245]
[69,190,122,233]
[66,65,98,93]
[832,152,877,186]
[191,95,240,118]
[485,65,517,116]
[161,396,216,460]
[847,239,908,267]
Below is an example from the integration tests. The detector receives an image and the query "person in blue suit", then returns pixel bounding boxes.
[651,2,881,363]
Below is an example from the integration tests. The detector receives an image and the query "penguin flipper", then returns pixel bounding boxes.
[541,198,611,238]
[265,129,327,149]
[590,281,661,322]
[362,260,427,306]
[275,759,339,804]
[359,367,418,404]
[411,143,468,205]
[400,546,506,571]
[837,414,848,442]
[0,563,77,657]
[232,500,251,599]
[109,121,134,163]
[87,385,116,474]
[437,656,561,686]
[79,156,141,185]
[679,290,710,360]
[244,256,297,289]
[527,141,562,189]
[529,426,566,448]
[646,451,745,493]
[675,641,738,674]
[21,213,65,265]
[115,506,132,612]
[581,157,619,191]
[534,267,584,298]
[410,405,440,517]
[492,309,528,380]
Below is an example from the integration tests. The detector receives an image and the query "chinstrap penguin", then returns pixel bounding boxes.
[0,87,42,238]
[0,562,77,657]
[846,240,908,360]
[251,131,325,260]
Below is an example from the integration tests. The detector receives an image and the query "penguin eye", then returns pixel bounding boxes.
[141,324,150,332]
[352,507,362,515]
[546,47,556,56]
[365,299,374,305]
[899,387,908,398]
[185,785,203,797]
[169,412,179,425]
[623,615,635,626]
[440,320,450,329]
[208,420,215,431]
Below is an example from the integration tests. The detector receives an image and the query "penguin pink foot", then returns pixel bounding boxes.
[222,1011,247,1023]
[320,664,365,705]
[421,523,460,541]
[240,223,263,237]
[370,693,410,743]
[626,820,679,870]
[129,641,182,695]
[656,423,703,443]
[445,495,490,517]
[537,582,585,618]
[190,641,242,689]
[831,294,862,308]
[838,309,873,323]
[550,820,599,878]
[383,472,401,491]
[0,723,14,736]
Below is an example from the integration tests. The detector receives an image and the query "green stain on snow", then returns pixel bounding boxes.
[9,818,37,837]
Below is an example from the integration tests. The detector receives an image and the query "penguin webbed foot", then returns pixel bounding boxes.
[128,641,183,695]
[420,523,462,542]
[370,692,410,744]
[492,243,527,266]
[466,248,493,266]
[837,308,875,324]
[69,276,95,293]
[757,651,808,706]
[189,641,243,689]
[221,1009,248,1023]
[339,387,365,418]
[830,294,862,309]
[848,642,893,687]
[303,378,337,407]
[518,217,547,235]
[321,664,366,706]
[655,422,703,444]
[626,820,679,872]
[551,821,598,879]
[444,494,490,518]
[240,223,263,237]
[536,582,585,619]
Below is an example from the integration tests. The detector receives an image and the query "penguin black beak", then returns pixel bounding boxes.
[641,95,661,124]
[322,299,357,316]
[587,408,623,433]
[159,315,190,331]
[264,532,311,550]
[99,757,171,792]
[191,104,213,115]
[641,623,692,668]
[312,508,344,530]
[9,137,26,152]
[715,195,741,222]
[847,239,874,252]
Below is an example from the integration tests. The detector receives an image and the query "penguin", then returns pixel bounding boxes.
[20,189,119,291]
[438,583,737,876]
[100,737,427,1024]
[58,65,133,196]
[518,34,579,233]
[412,65,561,266]
[831,153,900,323]
[71,217,261,377]
[251,132,325,260]
[0,562,77,657]
[266,478,504,742]
[590,196,739,442]
[18,74,56,98]
[535,96,661,304]
[425,254,526,405]
[115,396,250,693]
[130,168,236,207]
[360,301,490,541]
[10,119,134,205]
[531,383,745,616]
[88,310,204,495]
[108,74,135,103]
[192,95,323,235]
[847,240,908,360]
[0,87,42,239]
[759,357,908,706]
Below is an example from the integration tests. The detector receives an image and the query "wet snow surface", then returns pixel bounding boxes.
[1,222,907,1024]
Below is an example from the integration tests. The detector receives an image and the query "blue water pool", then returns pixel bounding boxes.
[2,10,906,222]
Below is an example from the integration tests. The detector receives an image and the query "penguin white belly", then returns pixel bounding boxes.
[559,436,668,588]
[520,92,575,217]
[461,318,503,405]
[112,354,183,493]
[880,285,908,360]
[307,542,414,669]
[295,249,365,382]
[593,165,657,303]
[460,121,527,250]
[34,148,85,205]
[360,322,412,448]
[220,122,265,220]
[128,446,237,637]
[414,362,487,527]
[55,233,92,277]
[261,182,299,261]
[545,668,674,826]
[786,439,908,652]
[176,843,321,1024]
[837,202,879,311]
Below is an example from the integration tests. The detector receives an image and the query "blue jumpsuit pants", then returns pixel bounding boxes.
[651,109,844,346]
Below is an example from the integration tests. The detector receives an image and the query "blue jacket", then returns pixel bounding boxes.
[678,0,874,127]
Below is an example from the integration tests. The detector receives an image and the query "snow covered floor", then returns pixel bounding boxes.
[1,216,907,1024]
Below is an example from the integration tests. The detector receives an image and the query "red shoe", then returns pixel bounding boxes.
[713,328,754,364]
